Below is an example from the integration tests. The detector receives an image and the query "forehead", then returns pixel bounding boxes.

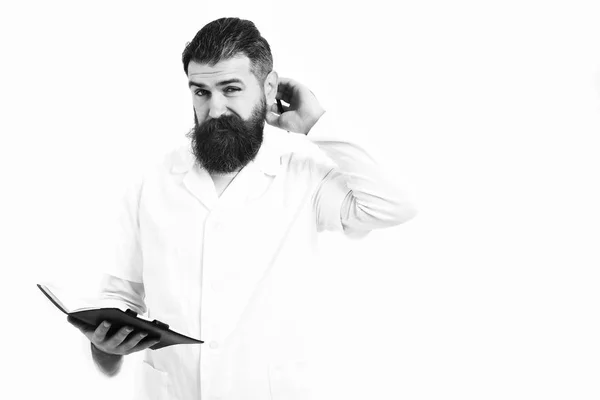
[187,56,255,85]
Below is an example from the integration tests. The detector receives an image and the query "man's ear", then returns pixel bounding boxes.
[264,70,279,105]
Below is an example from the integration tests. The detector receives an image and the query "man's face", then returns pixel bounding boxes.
[187,56,268,174]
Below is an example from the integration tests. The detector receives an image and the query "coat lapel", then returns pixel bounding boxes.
[170,128,282,211]
[171,141,218,211]
[182,167,218,211]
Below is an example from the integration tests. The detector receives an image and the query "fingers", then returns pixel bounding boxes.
[117,331,153,353]
[90,323,161,355]
[277,76,293,84]
[269,102,289,114]
[265,111,281,128]
[276,78,320,108]
[276,76,295,89]
[92,320,113,343]
[91,323,134,353]
[275,89,293,103]
[275,77,298,103]
[129,336,162,353]
[105,325,136,348]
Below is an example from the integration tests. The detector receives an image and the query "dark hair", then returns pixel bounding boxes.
[182,18,273,84]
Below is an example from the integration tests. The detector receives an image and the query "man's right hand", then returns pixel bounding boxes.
[68,316,160,356]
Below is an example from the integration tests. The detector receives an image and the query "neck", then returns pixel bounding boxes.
[209,168,242,176]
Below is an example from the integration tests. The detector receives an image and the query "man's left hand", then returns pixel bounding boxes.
[265,77,326,135]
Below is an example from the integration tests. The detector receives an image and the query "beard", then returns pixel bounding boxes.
[187,98,267,174]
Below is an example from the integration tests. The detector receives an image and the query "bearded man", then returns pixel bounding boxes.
[69,17,417,400]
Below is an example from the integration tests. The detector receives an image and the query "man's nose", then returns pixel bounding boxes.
[208,94,227,119]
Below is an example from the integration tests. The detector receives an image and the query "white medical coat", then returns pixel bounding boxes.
[99,113,416,400]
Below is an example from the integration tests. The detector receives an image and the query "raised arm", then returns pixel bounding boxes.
[310,123,417,235]
[266,77,417,236]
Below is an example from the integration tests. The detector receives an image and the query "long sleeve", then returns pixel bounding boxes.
[97,273,147,315]
[96,174,147,314]
[308,112,417,236]
[108,175,145,282]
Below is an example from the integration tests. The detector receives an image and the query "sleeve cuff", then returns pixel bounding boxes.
[306,111,335,140]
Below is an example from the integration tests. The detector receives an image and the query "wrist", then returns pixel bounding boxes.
[304,109,326,135]
[91,342,123,376]
[91,342,121,359]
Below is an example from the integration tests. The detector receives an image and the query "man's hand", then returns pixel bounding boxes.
[68,316,159,356]
[265,77,326,135]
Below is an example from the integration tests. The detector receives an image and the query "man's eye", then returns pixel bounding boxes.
[225,87,241,93]
[195,89,209,96]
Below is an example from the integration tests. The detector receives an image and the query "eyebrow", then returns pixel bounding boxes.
[188,78,245,89]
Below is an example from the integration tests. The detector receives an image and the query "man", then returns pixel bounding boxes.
[69,17,416,399]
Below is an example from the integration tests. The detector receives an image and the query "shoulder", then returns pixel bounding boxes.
[161,138,195,174]
[263,125,334,170]
[118,140,190,195]
[139,138,195,179]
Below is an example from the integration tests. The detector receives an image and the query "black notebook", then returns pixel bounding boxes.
[37,283,203,350]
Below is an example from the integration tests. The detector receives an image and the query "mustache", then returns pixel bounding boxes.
[191,102,267,135]
[197,113,250,136]
[195,116,262,160]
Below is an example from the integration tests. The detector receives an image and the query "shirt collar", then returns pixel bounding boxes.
[170,127,281,176]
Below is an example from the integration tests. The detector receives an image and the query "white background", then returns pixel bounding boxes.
[1,0,599,399]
